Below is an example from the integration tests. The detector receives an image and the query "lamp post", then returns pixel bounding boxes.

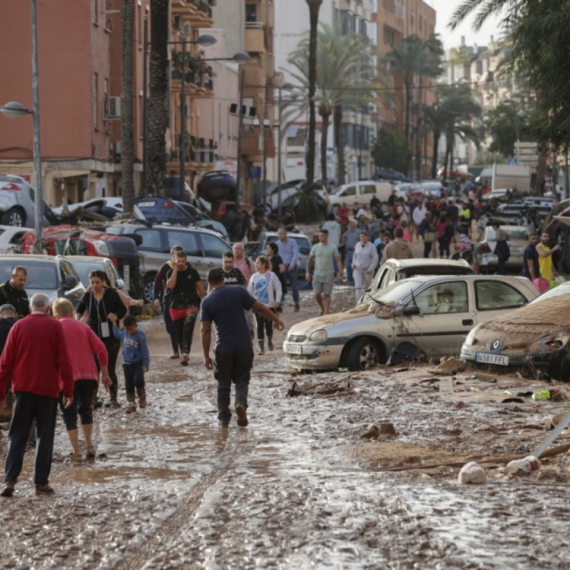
[0,0,43,253]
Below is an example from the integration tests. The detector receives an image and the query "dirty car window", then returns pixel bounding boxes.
[414,281,468,314]
[475,281,527,310]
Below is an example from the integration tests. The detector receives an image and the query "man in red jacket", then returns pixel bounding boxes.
[0,293,73,497]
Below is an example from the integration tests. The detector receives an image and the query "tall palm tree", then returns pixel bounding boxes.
[121,0,135,214]
[144,0,169,196]
[305,0,323,185]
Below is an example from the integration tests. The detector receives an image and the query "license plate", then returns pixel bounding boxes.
[286,343,303,355]
[476,352,509,366]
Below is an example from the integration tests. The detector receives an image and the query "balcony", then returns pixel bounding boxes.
[172,0,214,27]
[245,24,265,53]
[171,52,214,96]
[167,137,217,170]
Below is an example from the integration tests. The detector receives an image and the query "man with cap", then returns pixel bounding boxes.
[0,266,30,319]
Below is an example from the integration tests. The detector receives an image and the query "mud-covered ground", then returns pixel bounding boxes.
[2,286,570,569]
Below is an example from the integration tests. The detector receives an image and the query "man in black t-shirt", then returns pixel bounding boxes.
[0,266,30,319]
[523,233,540,281]
[166,251,206,365]
[221,251,246,286]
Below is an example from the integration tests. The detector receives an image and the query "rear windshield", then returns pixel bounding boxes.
[397,266,474,279]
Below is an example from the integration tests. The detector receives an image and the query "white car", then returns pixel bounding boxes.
[0,225,33,253]
[53,197,146,221]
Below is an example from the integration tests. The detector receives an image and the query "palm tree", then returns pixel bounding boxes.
[121,0,135,214]
[305,0,323,186]
[285,25,380,184]
[144,0,169,196]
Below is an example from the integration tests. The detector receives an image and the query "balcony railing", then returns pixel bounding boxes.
[171,52,213,90]
[188,0,214,17]
[170,137,217,164]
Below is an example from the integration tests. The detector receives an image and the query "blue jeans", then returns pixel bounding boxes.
[123,362,145,396]
[345,249,355,282]
[283,266,299,305]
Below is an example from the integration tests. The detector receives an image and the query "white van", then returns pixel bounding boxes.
[329,180,393,209]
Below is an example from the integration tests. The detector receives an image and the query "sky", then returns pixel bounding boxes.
[427,0,504,49]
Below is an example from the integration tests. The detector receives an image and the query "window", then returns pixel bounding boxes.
[361,185,377,195]
[246,3,258,23]
[342,185,357,197]
[135,229,162,250]
[475,281,527,311]
[292,237,311,256]
[93,73,99,129]
[167,230,201,257]
[415,282,469,315]
[201,233,230,258]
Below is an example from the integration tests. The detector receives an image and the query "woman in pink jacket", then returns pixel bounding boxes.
[54,298,111,461]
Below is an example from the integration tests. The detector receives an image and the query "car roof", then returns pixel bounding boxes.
[384,258,471,269]
[65,255,112,262]
[109,222,226,238]
[395,274,532,287]
[0,254,59,261]
[266,231,310,239]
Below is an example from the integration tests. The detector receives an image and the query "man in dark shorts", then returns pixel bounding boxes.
[221,251,246,286]
[200,268,284,428]
[166,251,206,366]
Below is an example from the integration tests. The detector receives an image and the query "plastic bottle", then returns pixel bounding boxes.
[505,455,541,474]
[532,390,551,402]
[458,461,487,484]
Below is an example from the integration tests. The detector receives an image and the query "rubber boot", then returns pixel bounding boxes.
[267,335,274,351]
[126,393,136,414]
[258,340,265,355]
[137,387,147,409]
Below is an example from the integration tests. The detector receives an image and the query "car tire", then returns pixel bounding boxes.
[142,273,157,305]
[2,208,26,227]
[346,337,383,371]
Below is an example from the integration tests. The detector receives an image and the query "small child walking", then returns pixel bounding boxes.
[111,314,150,413]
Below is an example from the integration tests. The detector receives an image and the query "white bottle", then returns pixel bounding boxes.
[506,455,541,474]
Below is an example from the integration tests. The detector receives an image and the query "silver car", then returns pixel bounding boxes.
[284,275,537,372]
[0,175,59,227]
[66,256,125,290]
[475,225,529,272]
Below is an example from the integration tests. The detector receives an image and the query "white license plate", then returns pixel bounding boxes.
[286,344,303,355]
[476,352,509,366]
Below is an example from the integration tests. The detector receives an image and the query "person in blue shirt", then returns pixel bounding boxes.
[110,314,150,413]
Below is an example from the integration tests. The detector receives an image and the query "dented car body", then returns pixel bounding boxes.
[284,275,537,372]
[461,284,570,381]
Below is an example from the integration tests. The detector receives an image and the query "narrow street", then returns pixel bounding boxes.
[1,289,570,569]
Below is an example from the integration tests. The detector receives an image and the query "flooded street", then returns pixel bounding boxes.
[2,289,570,569]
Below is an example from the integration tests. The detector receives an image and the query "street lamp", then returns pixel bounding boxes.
[0,0,43,253]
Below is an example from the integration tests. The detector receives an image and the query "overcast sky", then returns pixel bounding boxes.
[427,0,504,49]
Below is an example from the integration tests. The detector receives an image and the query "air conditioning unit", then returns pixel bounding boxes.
[107,96,121,119]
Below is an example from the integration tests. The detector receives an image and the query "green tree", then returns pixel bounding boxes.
[371,128,411,174]
[121,0,135,214]
[144,0,169,196]
[485,102,530,158]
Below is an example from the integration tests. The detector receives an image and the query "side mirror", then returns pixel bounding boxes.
[63,275,78,290]
[116,278,125,289]
[402,305,421,316]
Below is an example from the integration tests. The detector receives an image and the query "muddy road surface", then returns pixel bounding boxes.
[1,288,570,569]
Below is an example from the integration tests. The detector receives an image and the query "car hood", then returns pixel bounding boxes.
[472,294,570,353]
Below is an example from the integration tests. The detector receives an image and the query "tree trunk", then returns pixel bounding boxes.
[320,110,330,183]
[537,140,547,195]
[145,0,169,196]
[404,82,411,147]
[121,0,135,214]
[431,129,440,179]
[334,105,345,185]
[306,0,322,186]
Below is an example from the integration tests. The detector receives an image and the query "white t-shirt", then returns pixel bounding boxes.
[247,271,282,308]
[321,220,342,247]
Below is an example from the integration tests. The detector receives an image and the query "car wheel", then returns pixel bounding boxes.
[2,208,26,227]
[346,338,382,371]
[142,273,157,304]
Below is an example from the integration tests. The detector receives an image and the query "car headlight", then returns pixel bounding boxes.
[464,324,480,346]
[93,240,110,256]
[309,329,328,342]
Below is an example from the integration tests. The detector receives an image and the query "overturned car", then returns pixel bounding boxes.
[460,283,570,381]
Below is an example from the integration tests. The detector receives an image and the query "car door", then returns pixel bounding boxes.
[472,279,529,324]
[164,229,206,277]
[198,232,232,280]
[395,280,474,357]
[58,258,86,308]
[134,228,167,276]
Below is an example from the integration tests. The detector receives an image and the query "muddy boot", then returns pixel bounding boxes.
[126,393,136,414]
[137,387,147,409]
[258,340,265,355]
[267,336,274,351]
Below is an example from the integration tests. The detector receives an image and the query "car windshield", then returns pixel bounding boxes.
[369,279,422,305]
[0,260,57,290]
[397,265,473,279]
[529,286,570,305]
[68,259,105,286]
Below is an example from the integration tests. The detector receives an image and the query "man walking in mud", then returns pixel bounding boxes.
[200,268,284,428]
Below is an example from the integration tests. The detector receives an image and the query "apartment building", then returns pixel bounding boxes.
[274,0,377,183]
[213,0,275,203]
[377,0,437,178]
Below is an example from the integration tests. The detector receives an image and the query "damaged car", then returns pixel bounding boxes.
[284,275,537,372]
[461,283,570,381]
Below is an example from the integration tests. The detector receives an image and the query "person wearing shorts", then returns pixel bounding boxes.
[307,229,343,316]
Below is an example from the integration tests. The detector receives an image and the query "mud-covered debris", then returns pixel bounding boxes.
[359,425,380,439]
[458,462,487,484]
[456,401,467,409]
[544,410,570,431]
[287,379,354,397]
[378,423,397,437]
[467,373,497,384]
[428,356,464,376]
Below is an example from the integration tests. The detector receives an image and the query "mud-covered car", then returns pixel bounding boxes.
[461,283,570,380]
[284,275,537,372]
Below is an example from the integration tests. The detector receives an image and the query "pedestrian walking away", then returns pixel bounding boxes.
[419,212,437,258]
[343,220,360,283]
[321,213,342,249]
[53,298,111,461]
[492,222,510,276]
[247,256,282,354]
[166,250,206,366]
[0,266,30,319]
[352,231,378,301]
[381,227,413,263]
[154,246,184,360]
[111,314,150,414]
[201,269,284,428]
[0,294,73,497]
[76,270,127,407]
[265,242,286,311]
[232,242,256,335]
[276,227,300,311]
[221,251,246,286]
[308,229,343,316]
